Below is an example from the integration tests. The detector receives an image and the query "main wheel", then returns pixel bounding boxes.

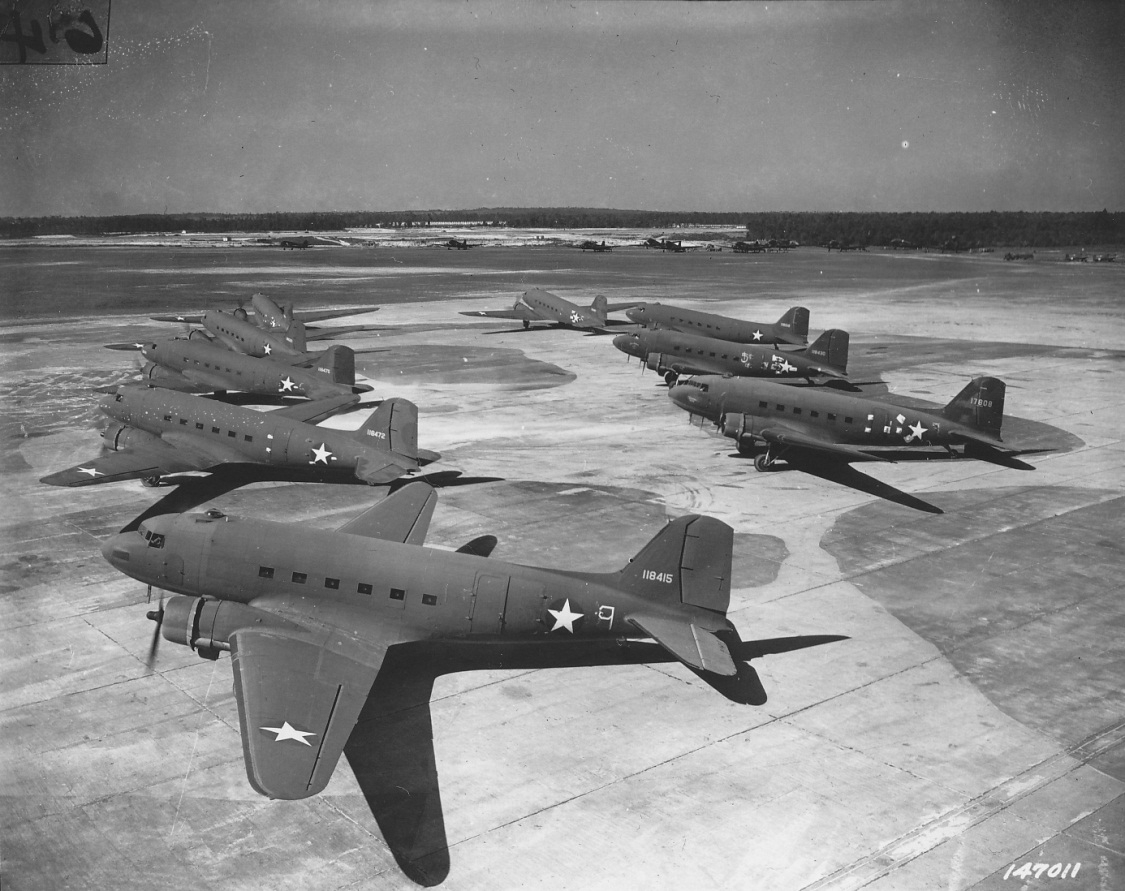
[754,454,772,473]
[664,370,678,386]
[141,475,161,488]
[523,320,530,329]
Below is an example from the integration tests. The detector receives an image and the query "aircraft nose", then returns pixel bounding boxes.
[612,334,642,357]
[101,531,136,568]
[625,307,643,323]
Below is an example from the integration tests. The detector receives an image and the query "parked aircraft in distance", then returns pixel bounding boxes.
[826,240,867,252]
[280,238,311,249]
[444,238,474,250]
[614,327,848,386]
[625,303,810,346]
[668,375,1036,513]
[40,387,436,488]
[732,240,766,253]
[642,235,686,252]
[460,288,637,331]
[1093,254,1116,262]
[1064,253,1089,262]
[889,239,916,250]
[102,482,754,803]
[577,240,613,252]
[152,298,381,330]
[105,338,372,400]
[153,309,312,360]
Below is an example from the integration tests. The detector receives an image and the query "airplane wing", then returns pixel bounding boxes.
[229,628,386,800]
[458,305,540,323]
[758,423,894,463]
[604,301,643,313]
[627,615,737,677]
[39,445,205,487]
[293,306,380,324]
[302,324,384,341]
[150,313,204,323]
[354,454,418,485]
[269,393,359,424]
[337,483,437,543]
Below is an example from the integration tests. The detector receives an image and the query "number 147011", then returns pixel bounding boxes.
[1003,862,1080,880]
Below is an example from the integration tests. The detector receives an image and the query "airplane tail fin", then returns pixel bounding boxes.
[941,377,1005,439]
[589,294,608,325]
[805,329,849,372]
[355,397,418,459]
[284,320,307,353]
[776,306,810,343]
[316,345,356,386]
[616,515,733,614]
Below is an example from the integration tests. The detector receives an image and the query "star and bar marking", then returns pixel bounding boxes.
[547,598,584,633]
[77,466,104,477]
[260,721,316,746]
[309,443,333,464]
[279,376,296,392]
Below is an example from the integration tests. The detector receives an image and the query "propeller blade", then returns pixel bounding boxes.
[145,595,164,670]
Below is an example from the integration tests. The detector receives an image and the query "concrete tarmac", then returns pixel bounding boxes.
[2,246,1124,890]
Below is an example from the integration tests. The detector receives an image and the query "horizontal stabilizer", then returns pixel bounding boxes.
[628,615,738,677]
[337,483,436,543]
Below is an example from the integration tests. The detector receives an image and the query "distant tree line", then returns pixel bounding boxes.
[1,208,1121,247]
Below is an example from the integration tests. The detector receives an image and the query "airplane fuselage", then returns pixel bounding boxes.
[104,511,728,648]
[100,387,407,477]
[521,288,601,328]
[140,339,358,401]
[202,310,305,359]
[669,376,997,452]
[615,329,842,381]
[625,303,807,346]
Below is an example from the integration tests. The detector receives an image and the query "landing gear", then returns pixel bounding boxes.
[141,475,162,488]
[522,320,530,329]
[663,370,678,387]
[754,453,774,472]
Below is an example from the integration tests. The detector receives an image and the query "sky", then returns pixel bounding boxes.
[3,0,1123,216]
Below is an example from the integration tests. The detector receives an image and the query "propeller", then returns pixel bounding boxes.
[145,593,165,670]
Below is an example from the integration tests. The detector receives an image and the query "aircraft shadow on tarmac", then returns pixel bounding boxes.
[344,632,848,886]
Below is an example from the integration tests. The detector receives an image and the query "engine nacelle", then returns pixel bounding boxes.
[720,412,755,443]
[160,595,303,654]
[233,307,249,321]
[102,423,163,452]
[140,363,198,392]
[645,352,664,373]
[188,329,212,342]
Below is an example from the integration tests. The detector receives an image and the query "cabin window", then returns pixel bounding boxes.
[422,593,438,606]
[212,426,220,434]
[325,578,340,590]
[776,404,785,411]
[709,352,716,358]
[390,588,406,601]
[844,416,854,424]
[357,583,372,595]
[810,410,819,418]
[179,418,189,426]
[793,407,802,415]
[244,435,253,442]
[292,572,307,584]
[228,430,236,438]
[759,401,768,409]
[259,566,274,579]
[827,413,837,421]
[162,414,171,422]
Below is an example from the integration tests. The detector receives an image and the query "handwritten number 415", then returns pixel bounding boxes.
[1,9,103,63]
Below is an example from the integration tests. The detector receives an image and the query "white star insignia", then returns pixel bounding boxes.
[263,343,272,355]
[547,598,584,633]
[309,443,333,464]
[778,359,796,373]
[905,421,928,442]
[278,376,296,392]
[260,721,316,746]
[569,311,582,324]
[77,466,104,477]
[752,329,763,341]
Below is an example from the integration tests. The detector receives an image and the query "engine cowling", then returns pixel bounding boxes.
[645,352,664,372]
[102,423,163,452]
[720,412,755,443]
[160,595,302,653]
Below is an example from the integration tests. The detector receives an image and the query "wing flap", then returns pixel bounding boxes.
[628,614,737,677]
[230,629,385,800]
[337,482,437,544]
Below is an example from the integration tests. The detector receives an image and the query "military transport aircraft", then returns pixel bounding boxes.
[106,338,373,401]
[151,296,381,333]
[668,374,1036,513]
[614,327,849,386]
[577,240,613,252]
[40,387,436,489]
[444,238,474,250]
[625,303,810,347]
[459,288,637,331]
[732,240,766,253]
[642,236,686,252]
[101,482,748,802]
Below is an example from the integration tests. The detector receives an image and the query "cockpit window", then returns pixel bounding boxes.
[147,533,165,549]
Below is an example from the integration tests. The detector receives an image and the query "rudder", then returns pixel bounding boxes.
[316,345,356,385]
[355,397,419,458]
[589,294,608,325]
[941,377,1005,438]
[806,328,849,371]
[776,306,810,343]
[617,515,732,613]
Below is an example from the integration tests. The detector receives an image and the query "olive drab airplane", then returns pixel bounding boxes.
[668,374,1036,513]
[100,483,746,801]
[244,293,380,341]
[40,387,437,489]
[444,238,474,250]
[642,235,686,252]
[105,338,373,401]
[152,308,311,360]
[152,296,382,346]
[732,240,767,253]
[625,303,810,347]
[613,326,849,386]
[459,288,638,331]
[577,240,613,252]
